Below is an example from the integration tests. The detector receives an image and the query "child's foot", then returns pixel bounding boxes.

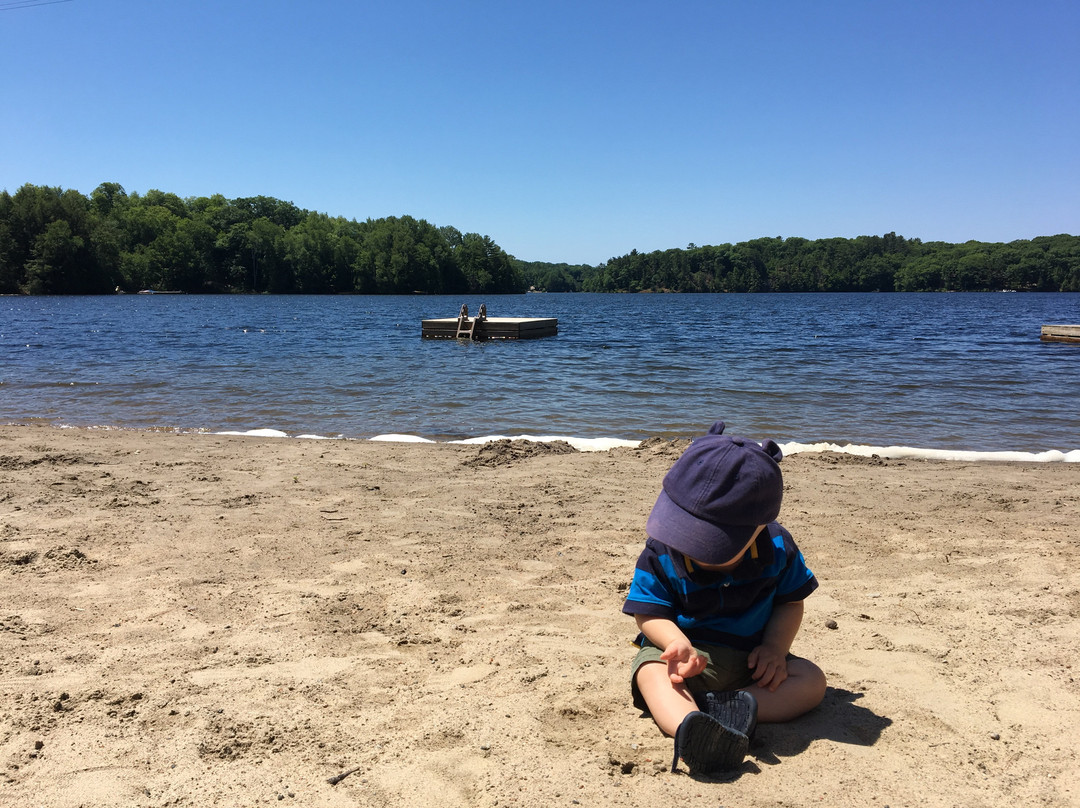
[671,711,749,774]
[696,689,758,740]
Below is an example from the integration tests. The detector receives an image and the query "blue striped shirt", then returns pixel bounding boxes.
[622,524,818,651]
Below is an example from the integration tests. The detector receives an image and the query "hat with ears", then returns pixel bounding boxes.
[645,421,783,565]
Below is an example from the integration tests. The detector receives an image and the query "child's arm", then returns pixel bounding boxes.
[635,614,708,684]
[748,600,804,691]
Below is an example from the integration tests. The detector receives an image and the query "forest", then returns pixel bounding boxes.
[525,234,1080,293]
[2,183,1078,295]
[0,183,523,295]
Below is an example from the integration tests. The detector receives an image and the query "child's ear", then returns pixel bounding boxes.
[761,439,783,463]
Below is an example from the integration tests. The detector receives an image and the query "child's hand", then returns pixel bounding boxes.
[748,643,789,691]
[659,639,707,684]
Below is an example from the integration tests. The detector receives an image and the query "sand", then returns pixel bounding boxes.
[1,424,1078,807]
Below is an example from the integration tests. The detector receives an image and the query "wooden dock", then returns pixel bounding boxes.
[1040,325,1080,344]
[422,304,557,340]
[422,316,558,340]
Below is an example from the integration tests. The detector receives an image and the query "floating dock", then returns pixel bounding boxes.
[422,304,557,340]
[1040,325,1080,344]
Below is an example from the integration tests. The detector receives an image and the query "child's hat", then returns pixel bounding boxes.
[646,421,783,565]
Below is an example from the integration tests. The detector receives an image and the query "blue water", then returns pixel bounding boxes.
[1,293,1078,452]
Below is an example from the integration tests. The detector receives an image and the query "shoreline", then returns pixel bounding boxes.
[2,423,1079,806]
[6,420,1079,462]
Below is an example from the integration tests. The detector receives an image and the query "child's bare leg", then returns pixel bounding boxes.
[744,657,826,722]
[635,661,699,736]
[638,657,826,733]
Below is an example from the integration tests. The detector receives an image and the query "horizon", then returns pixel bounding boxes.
[3,0,1078,265]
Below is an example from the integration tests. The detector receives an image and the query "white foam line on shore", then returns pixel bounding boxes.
[216,429,292,438]
[369,433,436,444]
[209,430,1078,461]
[214,429,337,440]
[779,441,1080,463]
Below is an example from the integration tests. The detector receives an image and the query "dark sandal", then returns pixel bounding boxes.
[671,711,749,774]
[696,689,758,740]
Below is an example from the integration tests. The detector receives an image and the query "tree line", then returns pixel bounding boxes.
[0,183,523,295]
[526,233,1080,293]
[2,183,1077,295]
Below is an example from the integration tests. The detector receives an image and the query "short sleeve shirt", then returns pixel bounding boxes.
[622,523,818,651]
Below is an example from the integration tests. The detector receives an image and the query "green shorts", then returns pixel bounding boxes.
[630,640,757,713]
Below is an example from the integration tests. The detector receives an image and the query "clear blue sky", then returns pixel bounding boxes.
[3,0,1078,264]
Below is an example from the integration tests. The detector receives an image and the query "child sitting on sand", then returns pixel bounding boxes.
[623,421,826,774]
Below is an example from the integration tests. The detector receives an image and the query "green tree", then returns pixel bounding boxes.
[25,219,85,294]
[457,233,522,293]
[90,182,128,217]
[249,217,287,292]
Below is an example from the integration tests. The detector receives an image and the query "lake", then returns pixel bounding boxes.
[2,292,1078,454]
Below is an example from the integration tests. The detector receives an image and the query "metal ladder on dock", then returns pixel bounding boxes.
[456,318,476,339]
[455,303,486,340]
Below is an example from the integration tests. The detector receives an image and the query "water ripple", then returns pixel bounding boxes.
[2,292,1079,451]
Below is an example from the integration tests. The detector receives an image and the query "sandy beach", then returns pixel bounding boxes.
[1,424,1078,807]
